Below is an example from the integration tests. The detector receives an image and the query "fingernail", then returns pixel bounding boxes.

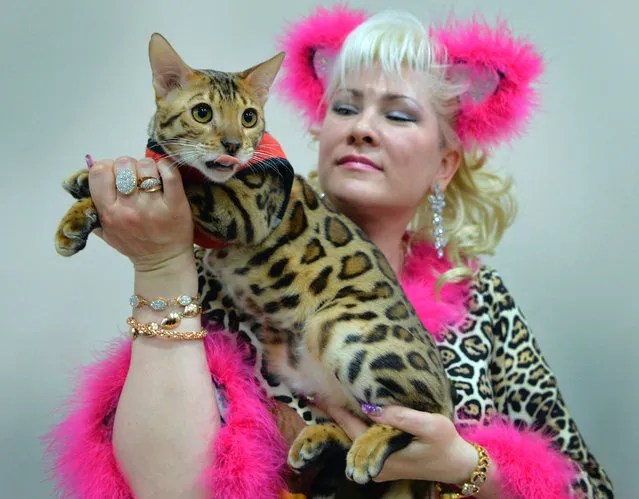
[115,156,132,167]
[299,394,316,404]
[85,154,94,168]
[137,158,155,168]
[361,403,383,416]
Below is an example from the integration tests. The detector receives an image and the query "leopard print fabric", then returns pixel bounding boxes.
[195,250,613,498]
[438,266,614,498]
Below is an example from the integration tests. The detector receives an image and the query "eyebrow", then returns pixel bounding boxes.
[343,88,420,105]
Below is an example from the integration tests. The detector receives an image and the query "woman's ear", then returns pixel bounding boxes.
[435,147,462,190]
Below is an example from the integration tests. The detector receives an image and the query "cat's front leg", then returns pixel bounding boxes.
[62,169,91,200]
[55,197,100,256]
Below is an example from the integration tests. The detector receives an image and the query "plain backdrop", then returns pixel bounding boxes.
[1,0,636,496]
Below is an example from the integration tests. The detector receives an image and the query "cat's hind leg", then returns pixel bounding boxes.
[288,422,352,499]
[288,422,351,472]
[345,423,413,484]
[303,304,423,487]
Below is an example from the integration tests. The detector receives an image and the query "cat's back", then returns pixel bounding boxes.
[210,174,421,326]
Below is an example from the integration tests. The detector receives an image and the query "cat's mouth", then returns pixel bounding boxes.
[205,155,241,171]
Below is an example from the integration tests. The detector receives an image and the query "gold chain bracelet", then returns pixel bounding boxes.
[127,317,208,341]
[129,293,200,311]
[435,442,490,498]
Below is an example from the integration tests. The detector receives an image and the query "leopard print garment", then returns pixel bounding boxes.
[195,248,614,498]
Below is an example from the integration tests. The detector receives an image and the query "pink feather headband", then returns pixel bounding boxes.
[274,5,544,151]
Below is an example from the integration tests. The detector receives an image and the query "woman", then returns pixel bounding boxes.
[43,6,613,499]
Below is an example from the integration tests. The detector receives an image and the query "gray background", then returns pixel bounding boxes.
[1,0,635,496]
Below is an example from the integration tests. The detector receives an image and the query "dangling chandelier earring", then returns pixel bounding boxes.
[429,184,447,259]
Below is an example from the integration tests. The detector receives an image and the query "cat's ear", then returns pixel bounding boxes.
[240,52,286,106]
[148,33,195,99]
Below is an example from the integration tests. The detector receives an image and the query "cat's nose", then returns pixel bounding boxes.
[221,139,240,155]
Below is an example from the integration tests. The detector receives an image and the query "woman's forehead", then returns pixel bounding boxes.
[335,64,431,102]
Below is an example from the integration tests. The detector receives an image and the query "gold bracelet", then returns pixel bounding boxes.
[127,317,208,341]
[129,293,200,311]
[129,297,202,330]
[435,442,490,498]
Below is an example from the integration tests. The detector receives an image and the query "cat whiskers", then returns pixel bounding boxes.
[249,152,293,179]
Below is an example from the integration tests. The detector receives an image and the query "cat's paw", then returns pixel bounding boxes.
[62,170,91,200]
[55,198,100,256]
[345,424,413,485]
[288,423,352,471]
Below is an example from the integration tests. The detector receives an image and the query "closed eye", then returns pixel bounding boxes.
[332,103,358,116]
[386,112,416,123]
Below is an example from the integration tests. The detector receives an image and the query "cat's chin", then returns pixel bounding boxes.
[182,161,239,184]
[204,168,237,183]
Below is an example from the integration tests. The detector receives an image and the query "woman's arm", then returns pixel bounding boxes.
[112,252,221,499]
[475,269,614,498]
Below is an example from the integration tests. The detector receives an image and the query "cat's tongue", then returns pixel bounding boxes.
[216,155,241,166]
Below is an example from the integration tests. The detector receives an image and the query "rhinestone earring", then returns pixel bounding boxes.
[429,184,447,258]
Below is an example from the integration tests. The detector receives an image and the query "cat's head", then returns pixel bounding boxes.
[148,33,285,183]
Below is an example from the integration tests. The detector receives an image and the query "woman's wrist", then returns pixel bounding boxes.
[132,246,196,274]
[437,438,500,498]
[134,250,198,294]
[132,249,200,327]
[446,437,483,485]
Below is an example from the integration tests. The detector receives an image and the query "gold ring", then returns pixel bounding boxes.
[138,176,163,193]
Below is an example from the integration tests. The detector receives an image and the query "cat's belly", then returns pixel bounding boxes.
[264,343,358,413]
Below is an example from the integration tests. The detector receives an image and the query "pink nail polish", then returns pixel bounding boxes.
[85,154,94,168]
[361,403,383,416]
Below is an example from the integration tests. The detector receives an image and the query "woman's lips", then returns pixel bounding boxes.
[336,155,381,172]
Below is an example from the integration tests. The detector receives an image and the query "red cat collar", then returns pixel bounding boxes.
[144,132,291,249]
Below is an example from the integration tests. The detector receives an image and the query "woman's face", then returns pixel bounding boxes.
[317,64,459,222]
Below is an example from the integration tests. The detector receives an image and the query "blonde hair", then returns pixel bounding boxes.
[313,10,517,287]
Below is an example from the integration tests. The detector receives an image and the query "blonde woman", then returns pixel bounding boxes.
[44,6,613,499]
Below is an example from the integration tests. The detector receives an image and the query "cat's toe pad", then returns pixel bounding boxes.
[288,423,351,470]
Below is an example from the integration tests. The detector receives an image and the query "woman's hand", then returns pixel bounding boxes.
[88,155,195,271]
[318,402,478,485]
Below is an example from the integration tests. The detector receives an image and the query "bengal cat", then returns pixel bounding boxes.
[54,33,453,498]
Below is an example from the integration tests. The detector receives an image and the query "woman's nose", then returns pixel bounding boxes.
[347,113,379,146]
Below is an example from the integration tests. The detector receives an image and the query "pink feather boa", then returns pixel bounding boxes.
[42,242,577,498]
[459,418,578,498]
[42,332,288,499]
[400,241,470,341]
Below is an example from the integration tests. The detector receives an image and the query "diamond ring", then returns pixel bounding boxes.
[138,176,163,193]
[115,168,137,195]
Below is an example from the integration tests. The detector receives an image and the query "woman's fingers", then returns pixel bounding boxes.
[315,401,369,441]
[88,159,117,209]
[157,159,187,207]
[367,405,438,439]
[136,158,163,201]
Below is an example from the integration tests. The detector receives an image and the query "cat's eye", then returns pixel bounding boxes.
[192,103,213,123]
[242,108,258,128]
